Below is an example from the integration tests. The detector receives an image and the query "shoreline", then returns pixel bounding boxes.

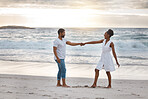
[0,60,148,80]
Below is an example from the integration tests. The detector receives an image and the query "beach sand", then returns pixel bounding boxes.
[0,60,148,99]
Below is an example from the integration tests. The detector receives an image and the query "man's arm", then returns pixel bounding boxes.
[53,47,61,63]
[110,42,120,67]
[66,41,81,46]
[84,39,104,44]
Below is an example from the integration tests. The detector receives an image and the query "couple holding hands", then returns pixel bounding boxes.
[53,28,120,88]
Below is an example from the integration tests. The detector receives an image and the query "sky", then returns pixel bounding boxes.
[0,0,148,28]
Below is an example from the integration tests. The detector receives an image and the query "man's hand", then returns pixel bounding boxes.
[80,43,85,46]
[57,58,61,64]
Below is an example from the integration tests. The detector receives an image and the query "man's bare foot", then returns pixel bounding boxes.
[91,84,96,88]
[56,84,62,87]
[62,84,70,87]
[106,85,111,88]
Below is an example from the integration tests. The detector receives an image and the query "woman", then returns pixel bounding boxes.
[83,29,120,88]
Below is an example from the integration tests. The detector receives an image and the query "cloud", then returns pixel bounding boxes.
[0,8,147,28]
[94,14,148,27]
[0,14,28,26]
[0,0,148,10]
[0,0,147,27]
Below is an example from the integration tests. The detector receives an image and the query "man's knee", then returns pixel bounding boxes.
[61,68,66,73]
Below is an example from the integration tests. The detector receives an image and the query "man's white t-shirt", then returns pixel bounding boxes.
[53,38,67,60]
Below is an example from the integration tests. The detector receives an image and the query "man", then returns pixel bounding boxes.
[53,28,83,87]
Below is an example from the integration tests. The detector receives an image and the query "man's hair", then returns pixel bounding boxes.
[107,29,114,37]
[58,28,65,35]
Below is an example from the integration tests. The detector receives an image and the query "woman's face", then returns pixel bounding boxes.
[104,32,109,39]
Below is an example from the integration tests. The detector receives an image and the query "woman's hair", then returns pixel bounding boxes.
[107,29,114,37]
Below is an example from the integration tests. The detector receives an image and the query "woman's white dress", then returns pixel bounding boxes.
[96,39,115,72]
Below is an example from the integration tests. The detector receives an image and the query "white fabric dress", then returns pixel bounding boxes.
[96,39,115,72]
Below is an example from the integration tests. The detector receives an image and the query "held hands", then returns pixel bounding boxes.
[80,43,85,46]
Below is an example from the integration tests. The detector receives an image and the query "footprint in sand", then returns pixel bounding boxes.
[72,85,89,88]
[65,94,68,96]
[7,91,13,93]
[29,92,34,94]
[1,85,6,87]
[131,93,140,96]
[95,98,105,99]
[42,94,51,97]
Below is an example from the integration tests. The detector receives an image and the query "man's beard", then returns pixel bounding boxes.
[61,35,65,38]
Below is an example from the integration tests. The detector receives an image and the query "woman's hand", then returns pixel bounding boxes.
[80,43,85,46]
[116,61,120,67]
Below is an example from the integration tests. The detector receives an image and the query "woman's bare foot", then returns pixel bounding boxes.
[106,85,111,88]
[62,84,70,87]
[91,84,97,88]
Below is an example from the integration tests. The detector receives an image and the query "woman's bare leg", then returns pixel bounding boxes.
[91,69,99,88]
[106,71,111,88]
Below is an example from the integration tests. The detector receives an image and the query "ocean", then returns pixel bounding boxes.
[0,28,148,67]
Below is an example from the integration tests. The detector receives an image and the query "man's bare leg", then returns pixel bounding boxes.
[106,71,111,88]
[57,80,62,86]
[62,78,70,87]
[91,69,99,88]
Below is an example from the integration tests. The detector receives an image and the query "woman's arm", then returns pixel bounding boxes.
[84,39,104,44]
[110,42,120,67]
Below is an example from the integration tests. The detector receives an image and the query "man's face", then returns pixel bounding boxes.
[61,31,65,38]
